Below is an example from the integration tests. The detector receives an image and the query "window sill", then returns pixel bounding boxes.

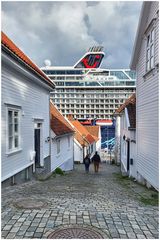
[143,67,155,79]
[6,148,22,156]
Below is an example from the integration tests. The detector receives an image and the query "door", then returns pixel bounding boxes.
[127,140,130,171]
[35,129,40,166]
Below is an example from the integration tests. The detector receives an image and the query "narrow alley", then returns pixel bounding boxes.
[1,163,158,239]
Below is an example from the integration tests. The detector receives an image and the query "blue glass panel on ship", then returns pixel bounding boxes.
[101,120,115,151]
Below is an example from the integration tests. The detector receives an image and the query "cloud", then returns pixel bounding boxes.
[2,1,142,68]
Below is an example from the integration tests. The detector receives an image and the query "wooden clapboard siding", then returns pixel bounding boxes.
[1,54,51,181]
[50,132,74,171]
[136,2,159,190]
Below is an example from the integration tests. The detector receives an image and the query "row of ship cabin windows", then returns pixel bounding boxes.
[58,105,120,109]
[61,109,115,114]
[64,114,112,119]
[55,89,135,93]
[54,99,124,104]
[53,93,131,98]
[55,81,135,87]
[43,70,136,80]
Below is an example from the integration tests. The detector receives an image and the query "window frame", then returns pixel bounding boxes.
[56,139,61,155]
[145,27,155,72]
[67,136,71,149]
[6,107,21,154]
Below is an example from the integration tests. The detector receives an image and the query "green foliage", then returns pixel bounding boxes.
[140,194,158,206]
[113,173,159,206]
[54,167,64,175]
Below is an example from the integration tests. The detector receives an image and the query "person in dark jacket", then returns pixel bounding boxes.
[83,154,91,173]
[92,151,101,173]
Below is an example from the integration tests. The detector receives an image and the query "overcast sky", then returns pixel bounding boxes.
[2,1,142,69]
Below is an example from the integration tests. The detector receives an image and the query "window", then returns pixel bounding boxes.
[146,28,155,72]
[67,136,70,148]
[56,139,60,154]
[8,108,20,151]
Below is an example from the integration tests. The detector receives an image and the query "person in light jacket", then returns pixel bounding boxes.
[92,151,101,173]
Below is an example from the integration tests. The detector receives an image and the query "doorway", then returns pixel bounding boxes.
[34,122,42,167]
[34,129,40,166]
[127,140,130,171]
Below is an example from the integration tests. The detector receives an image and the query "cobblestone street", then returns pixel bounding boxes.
[1,163,159,239]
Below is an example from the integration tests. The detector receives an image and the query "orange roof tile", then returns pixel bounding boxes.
[115,93,136,114]
[84,126,100,141]
[70,120,95,144]
[74,131,89,147]
[50,102,74,136]
[1,32,55,89]
[86,134,96,144]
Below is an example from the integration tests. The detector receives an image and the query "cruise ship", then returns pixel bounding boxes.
[41,46,136,149]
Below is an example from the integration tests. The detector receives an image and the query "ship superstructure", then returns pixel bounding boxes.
[41,47,136,121]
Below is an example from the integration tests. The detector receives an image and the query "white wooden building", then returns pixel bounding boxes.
[1,32,55,185]
[115,94,137,178]
[130,2,159,190]
[69,120,96,163]
[50,102,74,171]
[84,126,101,154]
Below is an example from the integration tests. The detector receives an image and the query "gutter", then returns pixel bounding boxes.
[52,132,74,140]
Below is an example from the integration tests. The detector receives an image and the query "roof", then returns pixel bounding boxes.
[127,102,136,129]
[1,32,55,89]
[115,94,136,129]
[74,131,89,147]
[115,93,136,114]
[50,102,74,136]
[70,120,95,145]
[84,126,99,142]
[130,2,151,69]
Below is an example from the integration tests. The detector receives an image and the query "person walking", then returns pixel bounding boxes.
[83,154,91,173]
[92,151,101,173]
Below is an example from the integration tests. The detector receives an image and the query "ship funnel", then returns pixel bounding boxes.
[74,46,104,69]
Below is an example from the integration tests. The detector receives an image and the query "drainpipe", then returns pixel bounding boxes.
[49,93,51,172]
[73,135,75,170]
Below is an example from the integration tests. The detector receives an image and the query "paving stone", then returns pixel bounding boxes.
[1,164,159,239]
[127,232,136,238]
[10,227,20,232]
[136,234,147,238]
[3,225,12,231]
[110,232,120,238]
[140,225,149,231]
[7,220,17,225]
[6,233,16,239]
[27,226,37,232]
[39,223,46,228]
[24,231,34,237]
[119,234,128,239]
[1,231,9,238]
[22,221,31,226]
[117,229,126,235]
[36,227,44,233]
[17,218,26,222]
[16,230,27,236]
[30,222,39,227]
[134,228,143,234]
[33,232,43,238]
